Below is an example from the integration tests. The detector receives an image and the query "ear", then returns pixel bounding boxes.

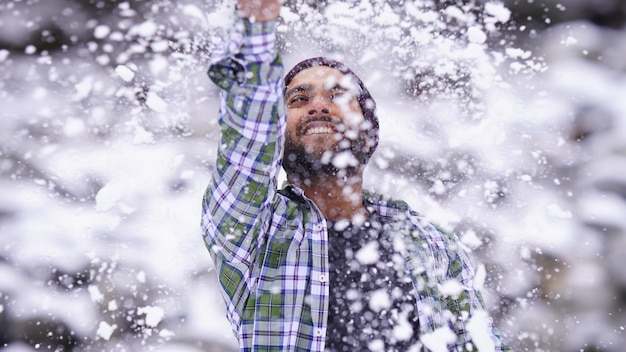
[356,134,374,166]
[363,138,372,155]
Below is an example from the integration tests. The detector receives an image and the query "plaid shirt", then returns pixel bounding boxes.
[201,19,508,352]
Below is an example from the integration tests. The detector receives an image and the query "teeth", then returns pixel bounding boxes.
[305,127,333,135]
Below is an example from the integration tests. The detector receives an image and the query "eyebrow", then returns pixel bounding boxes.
[285,83,349,100]
[285,84,312,100]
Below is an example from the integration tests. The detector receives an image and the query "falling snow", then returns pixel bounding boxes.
[96,321,116,341]
[1,0,625,351]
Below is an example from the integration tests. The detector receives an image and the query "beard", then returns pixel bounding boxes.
[282,133,369,182]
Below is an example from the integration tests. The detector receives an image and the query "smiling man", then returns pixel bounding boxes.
[282,59,377,223]
[201,0,508,351]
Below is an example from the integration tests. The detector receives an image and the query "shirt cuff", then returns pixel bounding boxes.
[207,18,278,90]
[240,19,277,63]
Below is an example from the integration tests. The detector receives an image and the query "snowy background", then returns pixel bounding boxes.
[1,0,625,351]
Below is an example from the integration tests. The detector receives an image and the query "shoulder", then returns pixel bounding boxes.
[272,184,319,221]
[363,189,442,235]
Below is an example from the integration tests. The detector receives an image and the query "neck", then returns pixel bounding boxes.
[287,170,368,222]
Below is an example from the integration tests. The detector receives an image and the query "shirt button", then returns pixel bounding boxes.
[314,328,323,337]
[319,275,326,282]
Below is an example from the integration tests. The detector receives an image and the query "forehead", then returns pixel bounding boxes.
[287,66,346,89]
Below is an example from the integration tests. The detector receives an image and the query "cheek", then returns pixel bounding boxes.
[346,102,364,124]
[285,111,299,134]
[335,101,362,123]
[344,109,365,129]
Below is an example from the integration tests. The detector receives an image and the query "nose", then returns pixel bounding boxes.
[308,94,330,115]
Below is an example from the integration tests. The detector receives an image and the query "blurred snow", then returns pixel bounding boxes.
[0,0,625,351]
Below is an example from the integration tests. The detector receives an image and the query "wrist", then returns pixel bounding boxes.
[243,18,277,36]
[237,0,281,23]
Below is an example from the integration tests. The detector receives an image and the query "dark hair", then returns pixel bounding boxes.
[284,57,379,160]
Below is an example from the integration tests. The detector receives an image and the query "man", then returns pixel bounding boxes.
[201,0,508,351]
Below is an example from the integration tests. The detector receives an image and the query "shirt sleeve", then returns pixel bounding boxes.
[201,18,285,327]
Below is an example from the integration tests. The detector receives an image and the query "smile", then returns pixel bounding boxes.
[304,126,334,135]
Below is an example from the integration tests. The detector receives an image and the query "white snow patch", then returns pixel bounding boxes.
[563,36,578,46]
[355,241,380,265]
[421,326,457,352]
[547,203,572,219]
[485,2,512,23]
[368,339,385,351]
[32,87,47,100]
[159,329,175,338]
[115,65,135,82]
[24,45,37,55]
[74,76,93,101]
[439,279,465,298]
[346,289,360,301]
[96,321,116,340]
[129,20,158,37]
[505,47,531,59]
[149,55,169,75]
[136,270,146,283]
[0,49,9,61]
[63,117,86,137]
[150,40,169,52]
[182,4,206,22]
[204,1,237,29]
[270,285,281,294]
[145,91,168,112]
[368,290,391,312]
[138,305,165,327]
[131,124,155,145]
[568,261,605,288]
[475,264,487,291]
[392,312,414,341]
[88,285,104,303]
[467,310,496,351]
[468,26,487,44]
[444,6,467,22]
[461,229,483,250]
[331,151,359,169]
[374,5,400,26]
[94,25,111,39]
[578,191,626,230]
[95,179,127,212]
[333,219,350,232]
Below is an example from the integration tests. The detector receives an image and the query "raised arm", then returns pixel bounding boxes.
[201,0,284,312]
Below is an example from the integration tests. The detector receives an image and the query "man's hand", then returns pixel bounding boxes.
[237,0,282,22]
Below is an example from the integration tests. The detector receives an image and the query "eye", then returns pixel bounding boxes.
[287,94,308,106]
[330,88,353,103]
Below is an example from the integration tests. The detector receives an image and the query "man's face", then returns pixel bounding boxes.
[283,66,367,178]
